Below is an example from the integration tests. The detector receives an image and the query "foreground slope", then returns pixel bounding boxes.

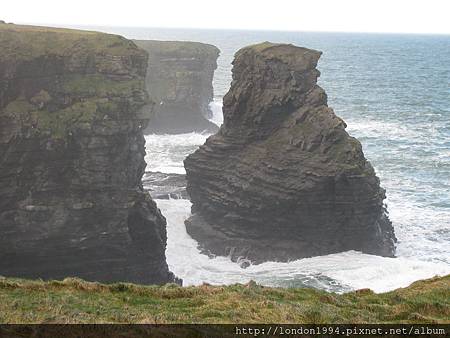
[0,275,448,323]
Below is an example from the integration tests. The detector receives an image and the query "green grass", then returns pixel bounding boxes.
[235,41,321,61]
[0,275,448,323]
[4,96,114,139]
[0,23,148,140]
[0,23,140,62]
[134,40,219,59]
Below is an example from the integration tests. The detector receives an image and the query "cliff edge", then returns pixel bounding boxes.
[184,42,396,264]
[1,274,448,324]
[0,23,177,284]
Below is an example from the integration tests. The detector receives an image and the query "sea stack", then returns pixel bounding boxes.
[0,23,177,284]
[134,40,219,134]
[184,42,396,264]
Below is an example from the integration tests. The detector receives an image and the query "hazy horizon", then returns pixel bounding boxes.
[8,21,450,37]
[3,0,450,35]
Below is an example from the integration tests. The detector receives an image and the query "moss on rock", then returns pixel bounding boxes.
[0,23,149,140]
[0,23,141,63]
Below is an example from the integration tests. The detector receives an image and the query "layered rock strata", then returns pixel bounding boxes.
[134,40,219,134]
[184,42,396,264]
[0,23,177,284]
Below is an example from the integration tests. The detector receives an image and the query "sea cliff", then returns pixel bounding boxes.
[0,23,177,284]
[184,42,396,264]
[134,40,219,134]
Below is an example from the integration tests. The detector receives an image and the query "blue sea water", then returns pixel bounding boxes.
[70,25,450,292]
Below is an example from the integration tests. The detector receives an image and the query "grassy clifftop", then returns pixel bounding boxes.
[0,23,148,139]
[134,40,220,59]
[0,275,448,323]
[0,23,139,62]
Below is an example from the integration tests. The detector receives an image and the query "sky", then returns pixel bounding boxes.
[3,0,450,35]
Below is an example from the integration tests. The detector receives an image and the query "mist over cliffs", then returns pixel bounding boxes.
[184,42,396,264]
[0,24,177,284]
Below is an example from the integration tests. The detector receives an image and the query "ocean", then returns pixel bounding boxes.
[72,25,450,292]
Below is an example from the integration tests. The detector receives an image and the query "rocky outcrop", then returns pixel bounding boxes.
[0,23,178,284]
[184,42,396,264]
[134,40,219,134]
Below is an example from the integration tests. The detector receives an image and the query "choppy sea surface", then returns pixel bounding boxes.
[73,25,450,292]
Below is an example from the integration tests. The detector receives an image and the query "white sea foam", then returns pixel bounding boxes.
[345,118,424,142]
[209,99,224,126]
[144,132,210,174]
[144,100,222,174]
[159,199,450,293]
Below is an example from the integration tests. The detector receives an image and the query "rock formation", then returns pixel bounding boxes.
[134,40,219,134]
[0,23,178,284]
[184,42,396,264]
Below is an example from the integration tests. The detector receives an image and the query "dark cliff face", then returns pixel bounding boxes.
[0,24,177,284]
[134,40,219,134]
[184,42,396,264]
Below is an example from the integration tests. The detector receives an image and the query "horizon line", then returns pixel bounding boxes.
[12,20,450,37]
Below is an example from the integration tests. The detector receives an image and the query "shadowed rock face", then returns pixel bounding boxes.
[184,42,396,264]
[134,40,219,134]
[0,24,178,284]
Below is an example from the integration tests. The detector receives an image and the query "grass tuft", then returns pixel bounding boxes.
[0,275,448,323]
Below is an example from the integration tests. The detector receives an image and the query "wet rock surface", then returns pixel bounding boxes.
[134,40,219,134]
[184,42,396,264]
[0,23,178,284]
